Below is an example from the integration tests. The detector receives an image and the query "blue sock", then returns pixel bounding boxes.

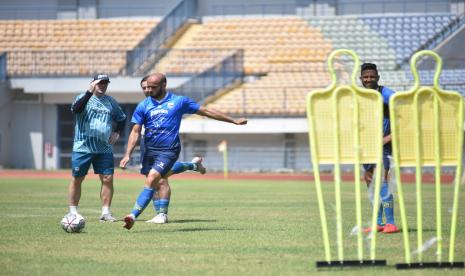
[377,204,384,226]
[158,199,170,214]
[151,190,159,214]
[131,187,155,218]
[153,199,161,214]
[381,181,395,225]
[170,162,195,174]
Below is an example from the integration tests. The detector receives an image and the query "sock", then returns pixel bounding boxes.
[153,199,161,214]
[158,199,170,214]
[69,206,78,215]
[102,206,110,215]
[131,187,155,218]
[377,204,384,226]
[170,161,196,174]
[381,181,395,225]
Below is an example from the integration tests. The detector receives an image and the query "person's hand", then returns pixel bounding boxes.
[233,118,247,125]
[108,132,120,145]
[88,80,100,93]
[364,170,373,187]
[119,155,130,170]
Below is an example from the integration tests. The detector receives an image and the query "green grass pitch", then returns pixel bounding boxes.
[0,177,464,275]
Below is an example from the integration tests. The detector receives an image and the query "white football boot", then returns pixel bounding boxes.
[146,213,168,224]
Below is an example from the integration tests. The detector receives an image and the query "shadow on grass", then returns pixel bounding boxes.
[405,228,436,233]
[176,227,240,232]
[169,219,217,224]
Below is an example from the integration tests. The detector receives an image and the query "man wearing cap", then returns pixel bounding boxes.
[66,74,127,222]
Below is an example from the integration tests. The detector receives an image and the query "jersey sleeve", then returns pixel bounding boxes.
[70,92,89,113]
[382,87,395,104]
[182,96,200,114]
[131,101,146,125]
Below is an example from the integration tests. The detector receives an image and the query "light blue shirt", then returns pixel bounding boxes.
[72,93,126,153]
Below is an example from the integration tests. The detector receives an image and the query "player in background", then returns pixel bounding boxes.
[67,74,126,222]
[138,76,206,223]
[120,73,247,230]
[360,63,399,234]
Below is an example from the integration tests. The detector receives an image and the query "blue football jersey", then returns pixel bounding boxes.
[379,86,395,137]
[72,93,126,153]
[131,92,200,150]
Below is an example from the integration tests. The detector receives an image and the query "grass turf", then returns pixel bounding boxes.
[0,177,464,275]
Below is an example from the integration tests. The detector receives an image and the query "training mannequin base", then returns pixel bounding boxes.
[396,262,464,269]
[316,260,386,268]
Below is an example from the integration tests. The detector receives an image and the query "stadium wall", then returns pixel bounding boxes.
[2,0,460,20]
[179,132,312,172]
[435,23,465,62]
[8,101,58,170]
[0,82,12,168]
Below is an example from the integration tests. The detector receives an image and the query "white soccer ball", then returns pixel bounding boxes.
[60,213,86,233]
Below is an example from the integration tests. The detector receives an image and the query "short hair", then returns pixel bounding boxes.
[361,63,378,74]
[140,75,149,84]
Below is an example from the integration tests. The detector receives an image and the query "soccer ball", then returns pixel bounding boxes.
[60,213,86,233]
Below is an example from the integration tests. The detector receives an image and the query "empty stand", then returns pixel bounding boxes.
[206,71,332,116]
[155,17,332,75]
[359,14,457,65]
[307,16,397,71]
[0,19,157,76]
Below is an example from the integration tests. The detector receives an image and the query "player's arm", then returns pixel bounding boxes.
[71,80,98,114]
[119,124,142,169]
[196,106,247,125]
[363,165,374,187]
[383,134,391,145]
[109,119,126,145]
[109,101,127,145]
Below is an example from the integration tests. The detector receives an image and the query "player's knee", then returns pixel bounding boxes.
[71,176,85,186]
[158,178,170,190]
[101,174,113,184]
[147,169,162,186]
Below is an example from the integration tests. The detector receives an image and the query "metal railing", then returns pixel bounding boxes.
[125,0,198,76]
[174,50,244,102]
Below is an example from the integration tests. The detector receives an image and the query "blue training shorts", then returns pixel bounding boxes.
[363,148,392,172]
[141,148,180,177]
[71,152,114,177]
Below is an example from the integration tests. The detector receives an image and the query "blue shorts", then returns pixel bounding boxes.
[363,147,392,172]
[71,152,114,177]
[141,148,180,177]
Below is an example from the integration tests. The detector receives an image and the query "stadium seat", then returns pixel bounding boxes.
[154,17,332,75]
[0,19,158,76]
